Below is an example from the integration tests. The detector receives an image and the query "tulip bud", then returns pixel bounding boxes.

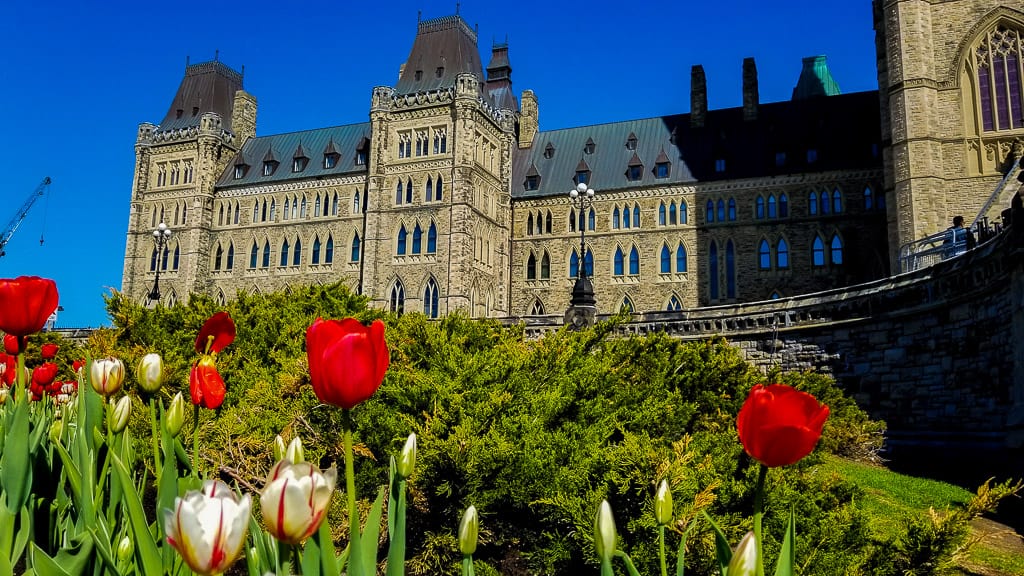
[166,392,185,437]
[396,433,416,480]
[0,387,7,404]
[654,479,673,526]
[49,419,62,443]
[117,536,134,563]
[137,353,165,393]
[727,531,758,576]
[110,396,132,434]
[285,437,304,464]
[458,505,478,556]
[594,500,616,564]
[273,435,287,462]
[90,358,125,397]
[4,334,19,356]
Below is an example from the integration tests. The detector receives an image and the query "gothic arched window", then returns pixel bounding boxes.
[423,278,439,319]
[427,222,437,253]
[390,280,405,314]
[660,244,671,273]
[972,25,1024,132]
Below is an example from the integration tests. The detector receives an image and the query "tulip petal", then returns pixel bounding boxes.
[195,312,236,354]
[0,276,59,337]
[737,384,829,468]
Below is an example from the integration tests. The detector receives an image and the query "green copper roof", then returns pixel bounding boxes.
[792,55,841,100]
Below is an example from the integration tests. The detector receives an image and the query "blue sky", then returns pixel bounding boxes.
[0,1,878,328]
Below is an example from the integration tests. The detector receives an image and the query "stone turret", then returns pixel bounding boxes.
[691,65,707,128]
[519,90,538,148]
[743,57,759,121]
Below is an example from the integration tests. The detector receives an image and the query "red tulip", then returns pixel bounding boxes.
[195,312,236,355]
[72,359,85,373]
[190,357,226,410]
[4,334,19,356]
[32,362,58,388]
[0,276,59,337]
[306,318,389,410]
[40,343,59,360]
[736,384,830,468]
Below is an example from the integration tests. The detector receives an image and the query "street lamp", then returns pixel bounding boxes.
[565,182,597,329]
[148,222,172,303]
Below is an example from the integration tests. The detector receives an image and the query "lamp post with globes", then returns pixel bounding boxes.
[148,222,172,303]
[565,182,597,329]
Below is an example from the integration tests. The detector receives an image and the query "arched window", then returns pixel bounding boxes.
[412,224,423,254]
[588,208,595,231]
[706,200,715,223]
[436,175,443,201]
[628,246,640,275]
[727,198,736,221]
[832,189,843,213]
[584,248,594,276]
[660,244,671,273]
[390,280,405,314]
[529,299,545,315]
[779,193,789,218]
[314,196,321,217]
[812,236,825,267]
[725,240,736,299]
[756,196,765,219]
[680,201,688,224]
[659,203,667,226]
[426,177,433,202]
[280,239,290,267]
[424,278,440,318]
[621,296,634,314]
[233,203,240,224]
[312,237,321,264]
[569,208,577,232]
[172,245,180,270]
[569,249,579,277]
[261,200,267,222]
[622,205,632,228]
[612,207,621,229]
[293,238,302,266]
[972,26,1024,131]
[333,192,340,215]
[150,247,158,271]
[830,234,844,264]
[299,197,307,218]
[709,240,719,300]
[270,199,277,221]
[758,239,771,269]
[545,211,553,234]
[767,195,777,218]
[614,247,625,276]
[527,252,537,280]
[290,196,298,219]
[820,191,830,215]
[217,290,226,306]
[262,241,271,268]
[808,192,818,216]
[353,192,360,214]
[395,181,403,205]
[283,198,291,220]
[161,246,169,270]
[667,295,682,311]
[676,242,687,272]
[633,205,641,228]
[770,291,782,300]
[427,222,437,253]
[405,179,413,204]
[250,242,258,269]
[218,205,224,226]
[226,243,234,269]
[777,238,789,269]
[669,202,678,225]
[397,225,407,255]
[215,244,223,270]
[864,186,873,210]
[527,213,534,235]
[540,251,550,279]
[322,235,333,264]
[716,199,725,222]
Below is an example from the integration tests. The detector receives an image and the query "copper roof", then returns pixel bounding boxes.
[158,60,243,133]
[395,15,484,95]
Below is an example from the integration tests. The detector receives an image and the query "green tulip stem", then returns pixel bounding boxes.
[753,463,768,576]
[659,525,668,576]
[16,352,26,401]
[461,555,475,576]
[343,409,359,571]
[149,398,162,477]
[192,404,200,478]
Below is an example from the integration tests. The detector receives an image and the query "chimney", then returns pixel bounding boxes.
[519,90,538,148]
[743,57,759,121]
[691,65,707,128]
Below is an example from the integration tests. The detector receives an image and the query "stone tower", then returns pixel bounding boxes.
[874,0,1024,269]
[361,15,516,317]
[122,60,256,304]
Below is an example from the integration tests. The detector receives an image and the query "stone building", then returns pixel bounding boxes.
[120,2,1024,318]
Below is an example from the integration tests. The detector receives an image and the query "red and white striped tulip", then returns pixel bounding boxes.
[164,480,251,576]
[260,460,337,545]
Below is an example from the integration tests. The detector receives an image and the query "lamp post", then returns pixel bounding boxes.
[148,222,172,303]
[565,182,597,329]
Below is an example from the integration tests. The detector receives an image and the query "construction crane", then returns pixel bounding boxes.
[0,177,51,258]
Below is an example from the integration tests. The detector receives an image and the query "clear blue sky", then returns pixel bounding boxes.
[0,0,878,328]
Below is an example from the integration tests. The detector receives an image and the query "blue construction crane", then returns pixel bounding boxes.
[0,177,51,258]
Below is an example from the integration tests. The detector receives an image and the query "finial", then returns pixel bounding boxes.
[214,49,219,61]
[456,2,460,15]
[417,10,421,22]
[186,55,190,68]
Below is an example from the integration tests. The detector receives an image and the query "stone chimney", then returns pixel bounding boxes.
[232,90,257,144]
[743,57,759,121]
[519,89,538,148]
[691,65,707,128]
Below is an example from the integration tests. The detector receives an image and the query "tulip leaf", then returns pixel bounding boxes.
[0,399,31,513]
[12,506,30,570]
[246,514,275,576]
[87,520,122,576]
[702,511,732,576]
[301,531,322,576]
[51,441,82,506]
[111,456,163,576]
[28,534,95,576]
[676,518,698,576]
[614,550,643,576]
[773,508,796,576]
[316,517,339,576]
[360,487,386,575]
[385,479,407,576]
[0,550,10,576]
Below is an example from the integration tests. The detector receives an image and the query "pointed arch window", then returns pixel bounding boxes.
[669,202,678,225]
[436,175,443,200]
[218,205,224,226]
[215,244,223,270]
[529,299,545,315]
[727,198,736,221]
[426,177,434,202]
[709,241,719,301]
[756,196,765,219]
[261,200,267,222]
[226,243,234,269]
[262,241,271,268]
[820,191,830,215]
[758,239,771,269]
[812,236,826,267]
[150,247,158,271]
[423,278,440,318]
[314,196,321,217]
[172,244,181,270]
[283,198,291,221]
[293,238,302,265]
[717,199,725,222]
[395,181,403,205]
[527,252,537,280]
[659,203,667,226]
[623,205,632,228]
[706,200,715,223]
[832,189,843,213]
[397,225,408,255]
[634,204,641,228]
[725,240,736,299]
[412,224,423,254]
[830,234,844,264]
[250,242,258,269]
[680,201,688,224]
[612,207,620,229]
[972,26,1024,131]
[312,237,321,264]
[427,222,437,253]
[161,246,169,270]
[667,295,682,311]
[545,211,553,234]
[299,197,307,218]
[767,195,777,218]
[864,186,873,210]
[770,291,782,300]
[660,244,671,273]
[269,199,277,221]
[621,295,635,313]
[777,238,789,269]
[676,243,687,272]
[332,192,340,215]
[614,247,625,276]
[779,193,789,217]
[280,239,290,267]
[405,179,413,204]
[808,192,818,216]
[628,246,640,275]
[527,213,535,235]
[540,251,550,279]
[584,248,594,276]
[569,249,580,277]
[390,280,405,314]
[588,208,595,231]
[233,203,240,224]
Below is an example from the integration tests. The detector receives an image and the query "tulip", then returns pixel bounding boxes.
[594,500,616,565]
[194,312,236,355]
[737,384,830,468]
[306,318,389,410]
[189,357,226,409]
[260,460,337,545]
[166,392,186,437]
[396,433,417,480]
[117,536,134,564]
[727,531,758,576]
[40,342,58,360]
[654,479,673,526]
[273,435,287,462]
[72,359,85,373]
[137,352,165,393]
[458,505,478,556]
[0,387,7,404]
[90,358,125,397]
[110,396,132,434]
[285,437,304,463]
[164,480,251,576]
[31,362,58,388]
[4,334,18,356]
[0,276,59,338]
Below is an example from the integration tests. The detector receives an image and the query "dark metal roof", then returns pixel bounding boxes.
[395,15,484,95]
[158,60,243,133]
[216,123,370,188]
[512,90,881,199]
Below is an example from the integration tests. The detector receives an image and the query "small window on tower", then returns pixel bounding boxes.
[356,150,367,166]
[414,70,423,81]
[544,143,555,159]
[715,158,726,173]
[655,162,669,178]
[436,67,444,78]
[233,165,246,179]
[525,175,539,191]
[626,135,638,150]
[575,170,590,185]
[627,165,642,181]
[807,149,818,163]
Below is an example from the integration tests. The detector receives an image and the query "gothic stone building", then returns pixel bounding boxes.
[121,2,1024,318]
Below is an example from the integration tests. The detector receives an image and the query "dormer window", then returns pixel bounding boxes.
[626,133,638,151]
[292,158,308,172]
[715,158,726,172]
[584,138,595,154]
[324,153,339,169]
[575,170,590,185]
[544,143,555,159]
[233,165,247,179]
[436,66,444,78]
[775,152,786,167]
[525,175,539,191]
[807,149,818,163]
[356,150,367,165]
[414,70,423,81]
[626,152,643,181]
[655,162,670,178]
[263,161,277,176]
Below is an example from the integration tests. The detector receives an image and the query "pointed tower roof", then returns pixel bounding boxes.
[263,148,277,163]
[628,152,643,167]
[293,143,307,159]
[792,55,842,100]
[324,138,339,155]
[159,60,243,132]
[485,41,517,110]
[395,14,484,94]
